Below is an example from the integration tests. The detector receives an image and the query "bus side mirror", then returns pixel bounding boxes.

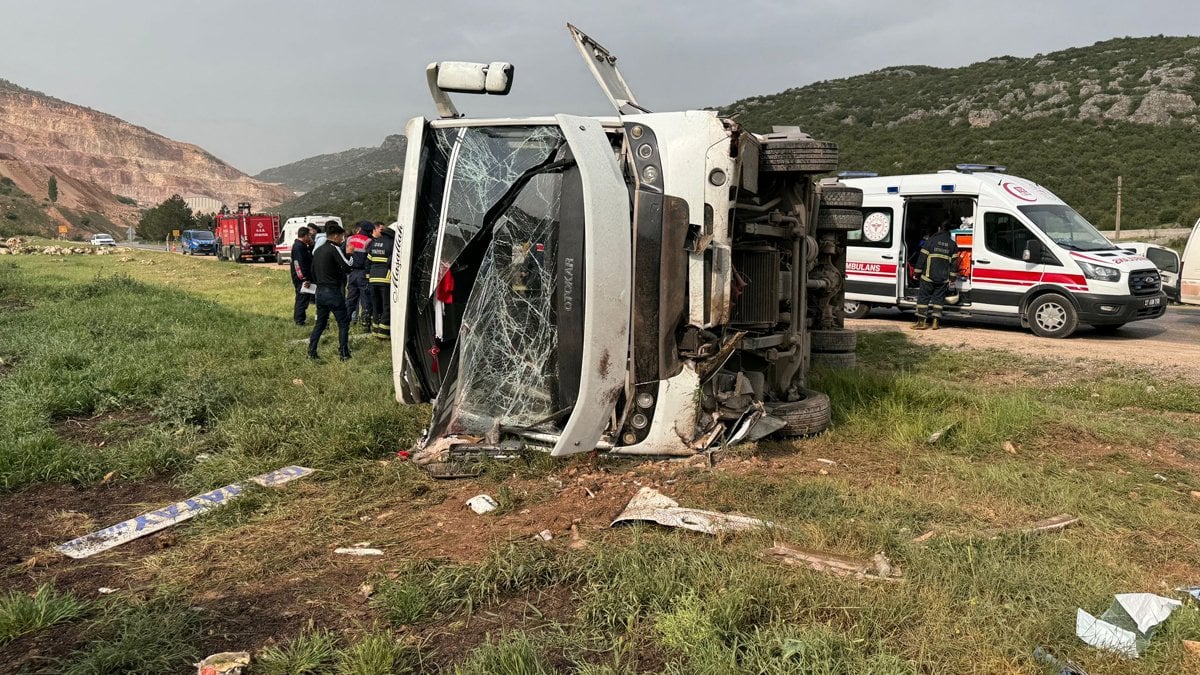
[1023,239,1045,263]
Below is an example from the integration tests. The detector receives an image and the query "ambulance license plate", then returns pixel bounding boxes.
[1144,297,1161,307]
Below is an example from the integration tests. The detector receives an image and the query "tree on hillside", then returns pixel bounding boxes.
[137,194,195,241]
[47,176,58,203]
[194,212,215,231]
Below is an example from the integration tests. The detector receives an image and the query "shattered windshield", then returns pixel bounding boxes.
[1018,205,1116,252]
[444,171,566,432]
[418,126,565,300]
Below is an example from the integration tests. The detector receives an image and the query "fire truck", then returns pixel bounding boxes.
[214,203,281,263]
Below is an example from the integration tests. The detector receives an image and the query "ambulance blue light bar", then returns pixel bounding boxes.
[956,163,1007,173]
[838,171,878,178]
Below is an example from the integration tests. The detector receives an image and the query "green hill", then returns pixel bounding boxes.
[723,35,1200,229]
[255,135,406,192]
[268,169,402,224]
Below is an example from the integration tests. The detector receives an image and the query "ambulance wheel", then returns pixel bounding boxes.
[811,351,857,369]
[816,208,864,231]
[843,300,870,319]
[819,185,863,209]
[772,388,831,437]
[760,140,838,174]
[1027,293,1078,339]
[810,328,857,353]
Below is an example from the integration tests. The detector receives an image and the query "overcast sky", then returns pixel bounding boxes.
[3,1,1197,174]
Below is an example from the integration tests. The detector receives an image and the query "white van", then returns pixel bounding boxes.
[841,166,1167,337]
[276,215,341,264]
[1182,216,1200,306]
[1118,242,1181,303]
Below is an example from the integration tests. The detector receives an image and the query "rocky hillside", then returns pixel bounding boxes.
[269,169,402,225]
[0,78,292,212]
[725,36,1200,229]
[255,135,406,192]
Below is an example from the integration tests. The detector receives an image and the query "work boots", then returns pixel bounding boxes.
[911,318,928,331]
[931,318,941,330]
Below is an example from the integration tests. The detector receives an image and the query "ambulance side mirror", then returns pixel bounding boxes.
[1023,239,1045,263]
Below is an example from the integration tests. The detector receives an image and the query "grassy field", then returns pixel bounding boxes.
[1,248,1199,673]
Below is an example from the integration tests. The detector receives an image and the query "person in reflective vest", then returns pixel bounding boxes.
[912,219,959,330]
[345,221,374,330]
[366,224,396,339]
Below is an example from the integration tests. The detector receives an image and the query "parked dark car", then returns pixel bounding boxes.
[181,229,217,256]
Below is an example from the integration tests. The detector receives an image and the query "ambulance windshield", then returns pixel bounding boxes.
[1018,204,1116,252]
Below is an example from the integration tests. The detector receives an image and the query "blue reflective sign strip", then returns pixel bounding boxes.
[56,466,314,559]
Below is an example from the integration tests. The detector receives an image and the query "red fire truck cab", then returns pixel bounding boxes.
[215,203,281,263]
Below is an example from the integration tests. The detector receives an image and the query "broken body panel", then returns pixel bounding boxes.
[392,26,845,465]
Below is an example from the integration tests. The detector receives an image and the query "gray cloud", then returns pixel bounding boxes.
[2,1,1197,172]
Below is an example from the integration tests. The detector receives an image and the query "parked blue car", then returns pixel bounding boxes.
[181,229,217,255]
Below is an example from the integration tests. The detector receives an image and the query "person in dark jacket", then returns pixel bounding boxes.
[912,219,959,331]
[366,224,396,339]
[290,228,315,325]
[345,221,374,329]
[308,223,354,360]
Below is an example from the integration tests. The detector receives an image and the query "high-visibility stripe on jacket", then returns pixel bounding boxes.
[367,229,395,284]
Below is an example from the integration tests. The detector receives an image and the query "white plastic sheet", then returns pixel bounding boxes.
[1075,592,1182,658]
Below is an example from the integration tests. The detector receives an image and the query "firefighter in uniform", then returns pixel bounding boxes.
[912,219,959,331]
[345,221,374,330]
[366,224,396,339]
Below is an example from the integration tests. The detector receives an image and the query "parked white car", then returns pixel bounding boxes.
[89,234,116,247]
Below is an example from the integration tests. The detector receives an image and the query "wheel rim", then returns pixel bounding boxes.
[844,300,861,315]
[1035,302,1067,332]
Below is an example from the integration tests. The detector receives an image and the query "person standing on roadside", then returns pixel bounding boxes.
[308,223,354,360]
[290,227,315,326]
[366,223,396,339]
[345,221,374,330]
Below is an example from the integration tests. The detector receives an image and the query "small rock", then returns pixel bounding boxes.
[1183,639,1200,656]
[533,529,553,542]
[1145,385,1156,394]
[1003,441,1017,454]
[818,469,829,476]
[358,583,374,598]
[1189,491,1200,501]
[292,378,304,386]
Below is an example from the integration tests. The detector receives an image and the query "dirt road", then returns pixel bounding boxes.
[854,305,1200,380]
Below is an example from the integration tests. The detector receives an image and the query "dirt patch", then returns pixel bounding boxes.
[0,619,88,675]
[0,477,184,595]
[0,297,31,312]
[52,409,155,448]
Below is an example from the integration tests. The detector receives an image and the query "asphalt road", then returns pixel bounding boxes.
[853,304,1200,379]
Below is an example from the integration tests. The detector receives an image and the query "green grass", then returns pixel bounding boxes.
[3,249,1199,672]
[0,584,90,645]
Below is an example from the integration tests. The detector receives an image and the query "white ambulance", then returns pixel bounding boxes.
[840,166,1167,338]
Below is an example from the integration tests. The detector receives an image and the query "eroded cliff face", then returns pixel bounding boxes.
[0,83,293,209]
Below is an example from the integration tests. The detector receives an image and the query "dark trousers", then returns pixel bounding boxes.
[346,270,371,325]
[370,283,390,338]
[916,279,950,319]
[292,279,313,325]
[309,285,351,357]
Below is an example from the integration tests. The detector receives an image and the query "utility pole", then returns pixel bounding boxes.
[1114,175,1122,241]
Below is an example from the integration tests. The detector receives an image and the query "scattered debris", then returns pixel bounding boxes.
[1076,593,1182,658]
[358,583,374,598]
[612,487,770,535]
[466,494,499,515]
[911,529,938,544]
[292,378,304,386]
[334,546,384,556]
[1011,513,1079,537]
[1179,586,1200,602]
[98,587,119,595]
[568,523,589,550]
[815,458,837,466]
[926,422,957,445]
[1153,473,1168,482]
[1032,646,1090,675]
[196,651,251,675]
[1003,441,1017,454]
[101,470,116,483]
[533,529,553,542]
[56,466,315,559]
[763,544,902,582]
[1191,491,1200,501]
